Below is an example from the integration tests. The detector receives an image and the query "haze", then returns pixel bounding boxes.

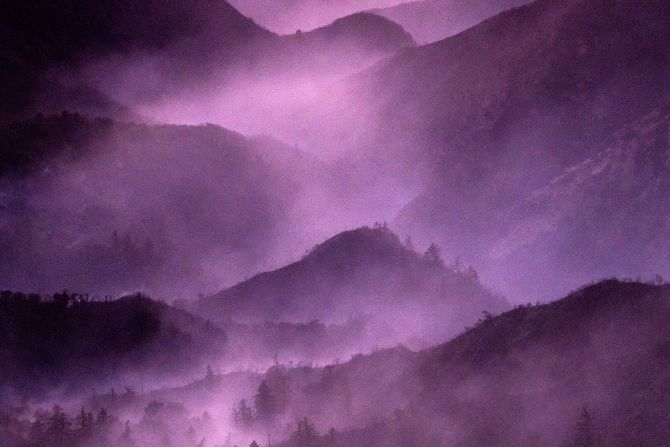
[1,0,669,446]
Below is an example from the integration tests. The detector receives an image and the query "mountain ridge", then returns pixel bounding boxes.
[370,0,530,43]
[195,226,508,345]
[252,279,670,446]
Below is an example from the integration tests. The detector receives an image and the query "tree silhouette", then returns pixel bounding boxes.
[404,235,414,251]
[291,417,318,447]
[45,405,70,446]
[75,407,94,438]
[254,366,290,423]
[233,399,255,429]
[254,380,274,423]
[119,420,136,447]
[574,407,598,447]
[423,243,444,266]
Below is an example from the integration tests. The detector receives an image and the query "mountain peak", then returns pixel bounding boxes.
[304,225,407,264]
[195,226,507,344]
[300,12,416,50]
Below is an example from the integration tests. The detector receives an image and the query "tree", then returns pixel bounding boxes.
[250,441,260,447]
[96,408,108,426]
[574,407,598,447]
[95,408,111,440]
[404,235,414,252]
[423,243,444,266]
[373,221,389,231]
[233,399,255,429]
[75,407,94,437]
[29,410,50,443]
[254,380,274,423]
[35,405,71,447]
[452,255,463,273]
[324,427,336,446]
[291,417,318,447]
[47,406,69,436]
[254,366,290,423]
[119,420,136,447]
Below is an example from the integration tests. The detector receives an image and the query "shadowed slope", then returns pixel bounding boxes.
[371,0,530,43]
[196,226,507,344]
[261,280,670,446]
[0,291,227,398]
[306,0,670,300]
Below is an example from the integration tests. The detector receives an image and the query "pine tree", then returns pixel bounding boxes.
[291,417,318,447]
[119,420,136,447]
[254,380,274,423]
[233,399,255,429]
[423,243,444,266]
[574,407,598,447]
[96,408,108,426]
[75,407,94,438]
[46,405,70,446]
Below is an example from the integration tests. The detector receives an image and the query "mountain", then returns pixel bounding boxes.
[305,0,670,300]
[0,0,271,121]
[371,0,531,43]
[227,0,404,34]
[195,226,508,345]
[249,12,415,82]
[487,100,670,299]
[139,11,415,136]
[1,0,414,125]
[337,0,670,173]
[246,279,670,446]
[0,113,333,297]
[0,290,227,399]
[396,70,670,301]
[85,369,262,423]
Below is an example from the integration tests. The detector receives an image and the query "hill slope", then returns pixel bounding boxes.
[0,0,271,120]
[342,0,670,172]
[196,226,508,344]
[228,0,403,34]
[371,0,530,43]
[487,101,670,298]
[0,290,227,399]
[1,0,413,124]
[304,0,670,299]
[0,113,331,297]
[254,280,670,446]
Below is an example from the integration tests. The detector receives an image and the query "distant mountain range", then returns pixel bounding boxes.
[371,0,530,43]
[0,0,268,120]
[228,0,528,43]
[1,0,413,124]
[228,0,403,34]
[0,113,332,297]
[487,100,670,298]
[306,0,670,299]
[3,0,669,303]
[2,1,670,446]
